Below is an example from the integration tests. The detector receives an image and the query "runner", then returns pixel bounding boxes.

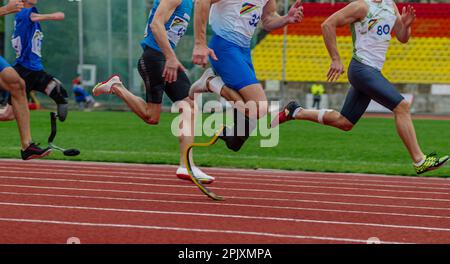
[189,0,304,152]
[0,0,51,160]
[92,0,215,184]
[272,0,449,175]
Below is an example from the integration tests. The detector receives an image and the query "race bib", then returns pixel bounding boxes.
[32,30,44,57]
[12,36,22,58]
[167,15,189,46]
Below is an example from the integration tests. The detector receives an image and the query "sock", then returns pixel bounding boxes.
[292,107,302,118]
[208,77,225,95]
[414,156,426,167]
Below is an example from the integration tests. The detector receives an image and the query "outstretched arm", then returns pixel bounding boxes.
[30,12,65,22]
[192,0,219,67]
[321,0,367,82]
[393,4,415,44]
[0,0,23,16]
[261,0,303,32]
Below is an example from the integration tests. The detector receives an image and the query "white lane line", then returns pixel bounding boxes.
[1,167,449,192]
[1,183,450,211]
[1,202,450,233]
[1,170,449,196]
[1,191,450,220]
[2,159,449,184]
[0,217,406,244]
[1,175,450,203]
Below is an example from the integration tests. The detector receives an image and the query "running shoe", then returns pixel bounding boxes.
[92,75,122,96]
[415,152,450,175]
[270,101,302,128]
[21,143,52,161]
[189,68,215,100]
[177,166,215,184]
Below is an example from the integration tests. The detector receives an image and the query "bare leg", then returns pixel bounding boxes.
[177,98,195,167]
[0,68,31,149]
[111,83,161,124]
[295,108,354,131]
[393,100,424,163]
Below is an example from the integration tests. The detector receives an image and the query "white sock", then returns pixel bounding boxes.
[292,107,303,118]
[318,109,331,124]
[208,77,225,95]
[414,156,426,167]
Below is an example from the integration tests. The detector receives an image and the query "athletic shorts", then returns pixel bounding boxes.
[13,64,54,94]
[137,46,190,104]
[0,57,11,73]
[208,34,259,91]
[340,59,405,124]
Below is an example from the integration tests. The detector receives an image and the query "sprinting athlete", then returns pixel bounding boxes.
[0,0,51,160]
[9,0,69,122]
[189,0,304,152]
[272,0,449,175]
[92,0,215,184]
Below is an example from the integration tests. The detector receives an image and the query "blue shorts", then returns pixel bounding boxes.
[0,56,11,73]
[209,35,258,91]
[341,59,405,124]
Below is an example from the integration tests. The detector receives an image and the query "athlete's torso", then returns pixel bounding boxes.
[210,0,270,48]
[12,7,44,71]
[141,0,193,52]
[351,0,397,70]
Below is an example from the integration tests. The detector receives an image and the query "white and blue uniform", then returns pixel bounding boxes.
[141,0,193,52]
[12,7,44,71]
[209,0,269,90]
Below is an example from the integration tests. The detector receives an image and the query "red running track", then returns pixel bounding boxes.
[0,159,450,244]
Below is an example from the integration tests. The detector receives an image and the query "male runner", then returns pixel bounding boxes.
[272,0,449,175]
[92,0,215,184]
[8,0,69,122]
[0,0,51,160]
[189,0,304,152]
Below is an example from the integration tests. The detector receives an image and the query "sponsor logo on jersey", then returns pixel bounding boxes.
[368,18,379,31]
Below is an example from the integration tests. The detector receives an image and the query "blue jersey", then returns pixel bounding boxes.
[12,7,44,71]
[141,0,193,52]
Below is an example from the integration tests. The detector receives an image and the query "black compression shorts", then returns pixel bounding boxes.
[137,47,190,104]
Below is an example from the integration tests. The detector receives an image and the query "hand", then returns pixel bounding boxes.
[6,0,24,14]
[401,5,416,28]
[287,0,304,24]
[192,44,218,68]
[163,56,187,83]
[327,59,345,82]
[53,12,65,20]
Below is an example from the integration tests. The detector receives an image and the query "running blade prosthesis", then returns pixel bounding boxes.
[48,112,81,157]
[185,126,225,201]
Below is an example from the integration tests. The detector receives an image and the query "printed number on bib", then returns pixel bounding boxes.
[377,24,391,36]
[32,30,44,57]
[167,16,189,46]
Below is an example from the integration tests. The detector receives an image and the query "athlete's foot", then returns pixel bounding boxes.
[92,75,122,96]
[21,143,52,161]
[189,68,215,100]
[177,166,215,184]
[415,152,450,175]
[271,101,302,128]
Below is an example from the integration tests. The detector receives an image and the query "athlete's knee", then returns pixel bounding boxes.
[4,75,25,96]
[336,116,354,132]
[47,79,68,104]
[144,114,160,125]
[393,100,411,115]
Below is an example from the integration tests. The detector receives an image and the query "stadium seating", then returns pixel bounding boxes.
[252,3,450,84]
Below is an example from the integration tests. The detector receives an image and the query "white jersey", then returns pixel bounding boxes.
[351,0,397,70]
[210,0,269,47]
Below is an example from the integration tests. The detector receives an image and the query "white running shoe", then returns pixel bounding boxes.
[189,68,215,100]
[92,75,122,96]
[176,166,215,184]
